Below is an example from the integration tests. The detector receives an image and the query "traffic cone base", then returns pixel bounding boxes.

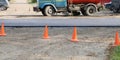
[71,39,79,42]
[43,36,49,39]
[0,34,6,36]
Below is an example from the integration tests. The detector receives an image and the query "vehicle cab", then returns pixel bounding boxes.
[105,2,112,10]
[33,0,67,16]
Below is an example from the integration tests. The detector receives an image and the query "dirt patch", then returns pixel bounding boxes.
[0,27,118,60]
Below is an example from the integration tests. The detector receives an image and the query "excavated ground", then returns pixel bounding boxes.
[0,27,118,60]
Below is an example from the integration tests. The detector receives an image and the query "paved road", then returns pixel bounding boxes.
[0,17,120,27]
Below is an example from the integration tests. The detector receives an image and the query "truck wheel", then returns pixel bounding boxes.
[98,7,103,12]
[81,9,87,16]
[0,6,7,11]
[72,11,80,16]
[113,9,119,13]
[42,6,55,16]
[85,6,96,16]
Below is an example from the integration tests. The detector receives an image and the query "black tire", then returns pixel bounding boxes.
[0,6,7,11]
[113,9,119,13]
[98,7,103,12]
[72,11,80,16]
[81,8,87,16]
[85,6,97,16]
[42,6,55,16]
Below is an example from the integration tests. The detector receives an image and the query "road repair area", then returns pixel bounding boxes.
[0,15,120,60]
[1,3,120,60]
[1,12,120,60]
[0,26,118,60]
[1,0,120,60]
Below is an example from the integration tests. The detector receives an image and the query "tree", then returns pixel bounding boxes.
[30,0,36,3]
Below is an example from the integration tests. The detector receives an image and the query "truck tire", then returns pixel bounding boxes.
[85,6,96,16]
[42,6,55,16]
[81,9,87,16]
[72,11,80,16]
[0,6,7,11]
[98,7,103,12]
[113,9,119,13]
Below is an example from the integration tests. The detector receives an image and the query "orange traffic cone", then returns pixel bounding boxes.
[43,25,49,39]
[0,29,1,34]
[0,22,6,36]
[114,31,120,46]
[71,26,79,42]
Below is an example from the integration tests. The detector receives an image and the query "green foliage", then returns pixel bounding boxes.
[110,46,120,60]
[29,0,37,3]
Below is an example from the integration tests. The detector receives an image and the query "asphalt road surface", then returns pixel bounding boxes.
[0,16,120,27]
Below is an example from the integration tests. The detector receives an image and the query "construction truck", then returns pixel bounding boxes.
[105,0,120,13]
[0,0,9,11]
[33,0,111,16]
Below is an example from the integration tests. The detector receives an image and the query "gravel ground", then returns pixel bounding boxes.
[0,27,118,60]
